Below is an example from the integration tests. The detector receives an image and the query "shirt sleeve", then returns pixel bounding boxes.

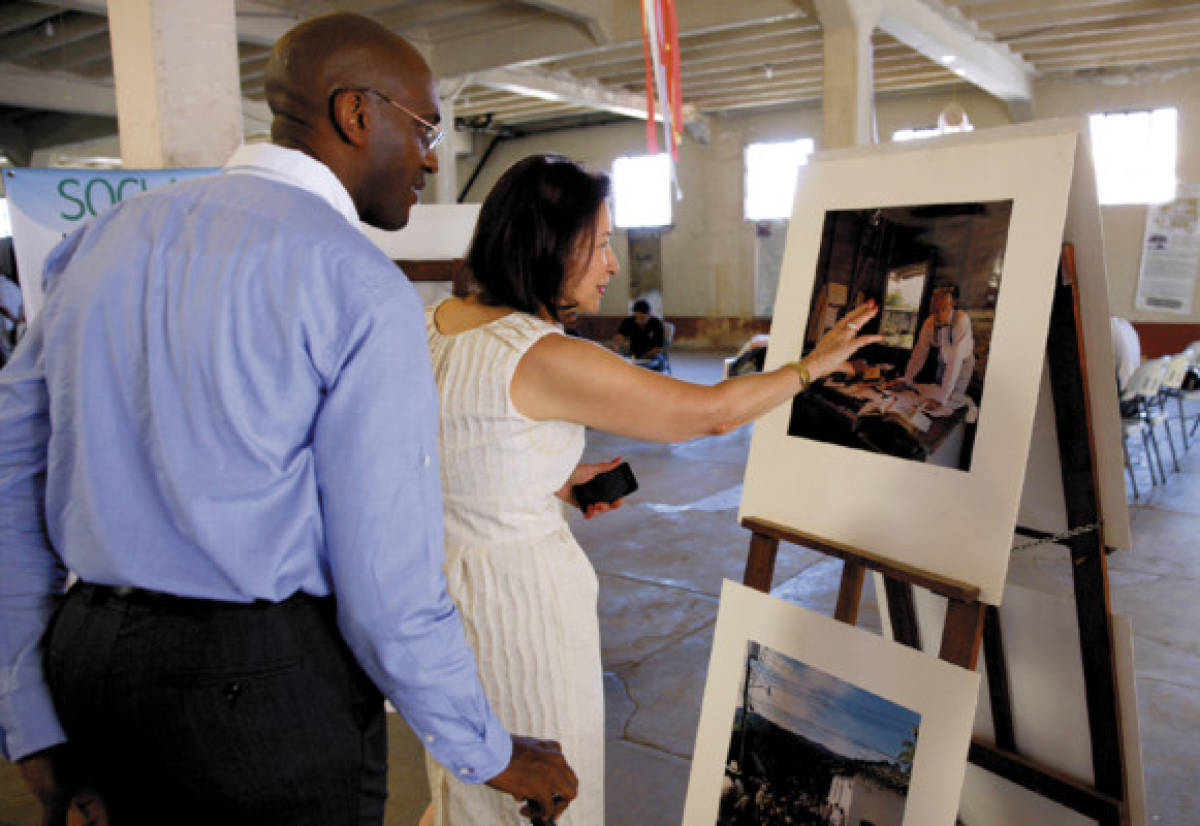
[934,310,974,403]
[311,276,511,784]
[0,316,69,761]
[903,319,933,383]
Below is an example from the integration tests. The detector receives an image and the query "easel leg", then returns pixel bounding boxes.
[742,532,779,593]
[982,605,1017,753]
[938,599,985,670]
[881,577,922,650]
[833,561,864,624]
[1045,258,1125,803]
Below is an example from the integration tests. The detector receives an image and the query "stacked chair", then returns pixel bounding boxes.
[1160,350,1196,450]
[1119,344,1200,499]
[1119,358,1173,497]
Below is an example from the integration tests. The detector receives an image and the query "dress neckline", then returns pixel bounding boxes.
[430,299,560,339]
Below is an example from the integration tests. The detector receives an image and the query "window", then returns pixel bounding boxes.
[744,139,814,220]
[612,154,672,228]
[0,198,10,238]
[1088,108,1177,205]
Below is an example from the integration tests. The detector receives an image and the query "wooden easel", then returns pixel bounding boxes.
[739,246,1128,825]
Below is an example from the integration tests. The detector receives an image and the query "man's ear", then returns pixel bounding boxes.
[330,88,370,147]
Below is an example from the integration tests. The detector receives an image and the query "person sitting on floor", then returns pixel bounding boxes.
[612,299,667,370]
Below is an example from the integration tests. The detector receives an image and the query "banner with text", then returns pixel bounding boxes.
[4,166,216,321]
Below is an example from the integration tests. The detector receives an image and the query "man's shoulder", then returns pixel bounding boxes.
[195,175,392,268]
[94,174,407,303]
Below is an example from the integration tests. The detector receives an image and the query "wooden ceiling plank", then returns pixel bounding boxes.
[5,12,108,61]
[0,2,63,37]
[874,0,1033,102]
[23,31,110,71]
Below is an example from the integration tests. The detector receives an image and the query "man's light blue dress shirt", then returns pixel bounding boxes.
[0,144,512,781]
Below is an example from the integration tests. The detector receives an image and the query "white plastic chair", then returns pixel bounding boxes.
[1120,359,1171,492]
[1160,352,1196,451]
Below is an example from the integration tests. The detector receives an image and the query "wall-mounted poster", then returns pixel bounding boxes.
[739,125,1079,604]
[1134,184,1200,316]
[684,581,979,826]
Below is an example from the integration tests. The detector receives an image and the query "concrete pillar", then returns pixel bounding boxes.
[107,0,242,168]
[814,0,882,149]
[433,94,457,204]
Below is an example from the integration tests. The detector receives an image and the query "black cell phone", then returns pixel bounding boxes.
[527,799,556,826]
[572,461,637,510]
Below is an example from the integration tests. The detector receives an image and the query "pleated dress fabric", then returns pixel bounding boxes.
[424,303,604,826]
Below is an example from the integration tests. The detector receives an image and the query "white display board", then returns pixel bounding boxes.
[740,125,1079,605]
[894,582,1146,826]
[359,203,480,260]
[685,581,979,826]
[1013,119,1131,551]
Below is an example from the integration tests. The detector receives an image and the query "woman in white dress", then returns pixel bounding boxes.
[422,155,880,825]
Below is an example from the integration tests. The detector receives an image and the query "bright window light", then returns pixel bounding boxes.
[0,198,10,237]
[612,154,671,228]
[1089,108,1178,205]
[893,126,943,142]
[744,138,814,220]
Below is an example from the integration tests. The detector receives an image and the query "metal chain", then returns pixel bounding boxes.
[1010,520,1104,552]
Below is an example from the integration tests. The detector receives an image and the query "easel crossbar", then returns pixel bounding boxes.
[739,516,980,603]
[969,739,1123,826]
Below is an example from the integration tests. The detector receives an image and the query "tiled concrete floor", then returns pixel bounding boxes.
[2,351,1195,825]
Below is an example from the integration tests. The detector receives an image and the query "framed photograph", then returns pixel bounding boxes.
[684,581,979,826]
[740,125,1081,604]
[788,200,1014,471]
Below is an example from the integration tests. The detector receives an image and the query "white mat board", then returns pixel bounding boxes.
[685,581,979,826]
[740,126,1079,604]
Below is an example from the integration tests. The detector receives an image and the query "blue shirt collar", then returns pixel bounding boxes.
[224,143,359,227]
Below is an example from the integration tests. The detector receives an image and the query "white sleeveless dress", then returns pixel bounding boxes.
[424,304,605,826]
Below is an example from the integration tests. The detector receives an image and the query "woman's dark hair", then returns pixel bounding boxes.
[467,154,611,321]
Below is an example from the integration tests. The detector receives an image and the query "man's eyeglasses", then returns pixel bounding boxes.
[332,87,446,152]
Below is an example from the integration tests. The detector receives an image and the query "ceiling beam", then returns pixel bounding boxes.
[432,0,811,77]
[37,0,296,46]
[26,31,112,71]
[467,65,666,122]
[0,3,62,37]
[4,12,108,61]
[876,0,1033,102]
[955,0,1200,29]
[0,61,117,117]
[518,0,615,44]
[0,61,273,137]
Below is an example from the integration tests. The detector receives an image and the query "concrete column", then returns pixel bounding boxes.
[433,94,457,204]
[107,0,242,168]
[814,0,882,149]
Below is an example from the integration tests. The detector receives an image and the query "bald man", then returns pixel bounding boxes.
[0,13,574,826]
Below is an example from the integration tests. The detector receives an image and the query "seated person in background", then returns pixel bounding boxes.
[613,299,666,370]
[561,307,584,337]
[896,283,974,406]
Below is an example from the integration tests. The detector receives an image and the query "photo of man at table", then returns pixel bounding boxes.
[787,200,1014,471]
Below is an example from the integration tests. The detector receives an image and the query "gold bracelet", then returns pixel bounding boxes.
[783,360,811,392]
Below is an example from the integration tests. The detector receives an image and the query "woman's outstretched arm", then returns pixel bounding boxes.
[511,302,882,443]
